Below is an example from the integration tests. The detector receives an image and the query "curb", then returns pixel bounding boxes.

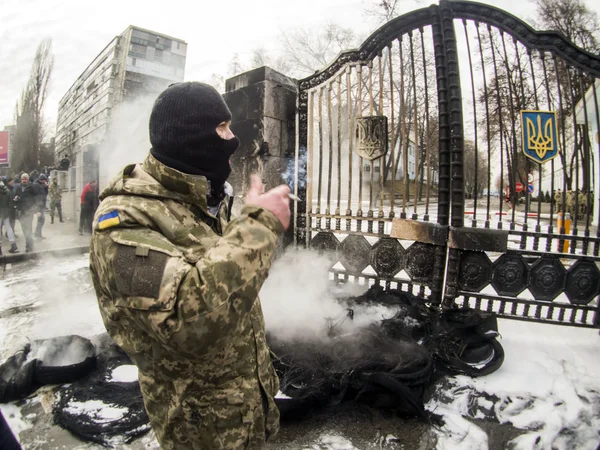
[0,245,90,264]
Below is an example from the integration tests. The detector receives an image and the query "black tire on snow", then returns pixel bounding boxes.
[33,335,97,386]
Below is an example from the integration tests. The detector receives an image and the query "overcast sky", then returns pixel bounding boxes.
[1,0,599,139]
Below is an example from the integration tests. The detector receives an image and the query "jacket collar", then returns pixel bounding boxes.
[141,153,209,213]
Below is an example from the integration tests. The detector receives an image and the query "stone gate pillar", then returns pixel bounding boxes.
[223,66,297,248]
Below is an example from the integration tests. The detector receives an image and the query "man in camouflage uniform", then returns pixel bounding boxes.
[554,189,562,213]
[566,190,574,218]
[89,82,290,450]
[49,176,63,224]
[578,190,586,220]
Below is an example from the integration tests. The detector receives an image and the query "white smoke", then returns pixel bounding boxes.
[280,147,307,191]
[260,248,397,342]
[0,254,105,362]
[99,95,159,190]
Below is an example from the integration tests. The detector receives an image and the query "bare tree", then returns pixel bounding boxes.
[530,0,600,193]
[228,53,245,77]
[13,39,54,171]
[279,24,359,77]
[463,139,489,199]
[364,0,403,25]
[533,0,600,53]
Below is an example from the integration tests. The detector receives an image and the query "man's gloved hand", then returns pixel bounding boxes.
[245,175,291,230]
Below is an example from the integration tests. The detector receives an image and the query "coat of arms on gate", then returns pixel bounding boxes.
[521,110,559,164]
[355,116,388,161]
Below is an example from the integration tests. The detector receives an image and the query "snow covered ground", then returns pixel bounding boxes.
[1,253,599,449]
[427,320,600,450]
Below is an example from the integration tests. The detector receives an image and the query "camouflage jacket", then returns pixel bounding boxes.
[49,182,62,202]
[89,154,281,449]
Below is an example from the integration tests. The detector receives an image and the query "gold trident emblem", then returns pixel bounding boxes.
[526,115,554,160]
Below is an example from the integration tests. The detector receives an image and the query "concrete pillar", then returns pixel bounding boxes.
[223,66,297,248]
[223,67,297,194]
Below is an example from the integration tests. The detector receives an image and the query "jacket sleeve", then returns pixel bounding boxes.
[98,204,283,358]
[81,184,90,204]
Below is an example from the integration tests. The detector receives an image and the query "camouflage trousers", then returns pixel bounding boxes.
[140,373,274,450]
[50,201,63,222]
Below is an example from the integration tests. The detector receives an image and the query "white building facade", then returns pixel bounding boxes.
[55,26,187,220]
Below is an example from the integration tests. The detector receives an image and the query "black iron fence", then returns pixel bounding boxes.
[295,0,600,327]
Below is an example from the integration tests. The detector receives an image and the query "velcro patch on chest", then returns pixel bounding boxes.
[98,210,121,229]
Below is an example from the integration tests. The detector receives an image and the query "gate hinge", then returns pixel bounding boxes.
[448,227,508,252]
[390,219,448,246]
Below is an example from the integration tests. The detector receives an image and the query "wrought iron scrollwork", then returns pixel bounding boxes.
[340,235,372,274]
[297,7,435,91]
[448,0,600,76]
[405,243,436,283]
[529,257,567,302]
[310,232,340,255]
[370,238,405,278]
[491,254,529,297]
[458,251,493,292]
[565,260,600,305]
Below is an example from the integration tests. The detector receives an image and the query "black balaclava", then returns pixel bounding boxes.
[149,82,239,205]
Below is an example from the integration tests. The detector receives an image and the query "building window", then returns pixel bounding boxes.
[177,41,180,49]
[155,49,163,60]
[130,43,147,56]
[86,80,97,95]
[132,57,136,66]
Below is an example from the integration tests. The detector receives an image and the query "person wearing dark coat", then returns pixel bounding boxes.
[32,174,49,239]
[14,173,38,252]
[3,177,18,240]
[58,155,71,171]
[0,177,18,254]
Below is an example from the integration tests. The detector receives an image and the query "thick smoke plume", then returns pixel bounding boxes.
[260,248,397,343]
[280,148,307,191]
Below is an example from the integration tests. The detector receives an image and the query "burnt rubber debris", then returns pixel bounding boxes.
[0,286,503,446]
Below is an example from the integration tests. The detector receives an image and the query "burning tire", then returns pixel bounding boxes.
[32,335,96,386]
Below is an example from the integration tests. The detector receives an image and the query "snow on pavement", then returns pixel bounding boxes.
[109,365,139,383]
[427,319,600,450]
[64,400,128,424]
[1,254,600,449]
[0,253,106,360]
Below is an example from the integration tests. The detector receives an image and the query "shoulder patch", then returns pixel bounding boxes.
[99,210,120,229]
[114,245,168,301]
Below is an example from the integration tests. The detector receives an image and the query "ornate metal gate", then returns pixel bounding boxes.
[294,0,600,327]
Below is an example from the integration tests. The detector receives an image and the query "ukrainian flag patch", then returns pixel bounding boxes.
[98,210,120,230]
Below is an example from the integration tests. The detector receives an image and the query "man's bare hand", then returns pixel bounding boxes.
[246,175,291,230]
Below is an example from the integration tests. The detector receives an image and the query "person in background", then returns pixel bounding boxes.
[79,180,98,235]
[58,154,71,171]
[33,173,48,240]
[49,176,64,224]
[13,173,36,252]
[0,177,19,254]
[4,177,18,239]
